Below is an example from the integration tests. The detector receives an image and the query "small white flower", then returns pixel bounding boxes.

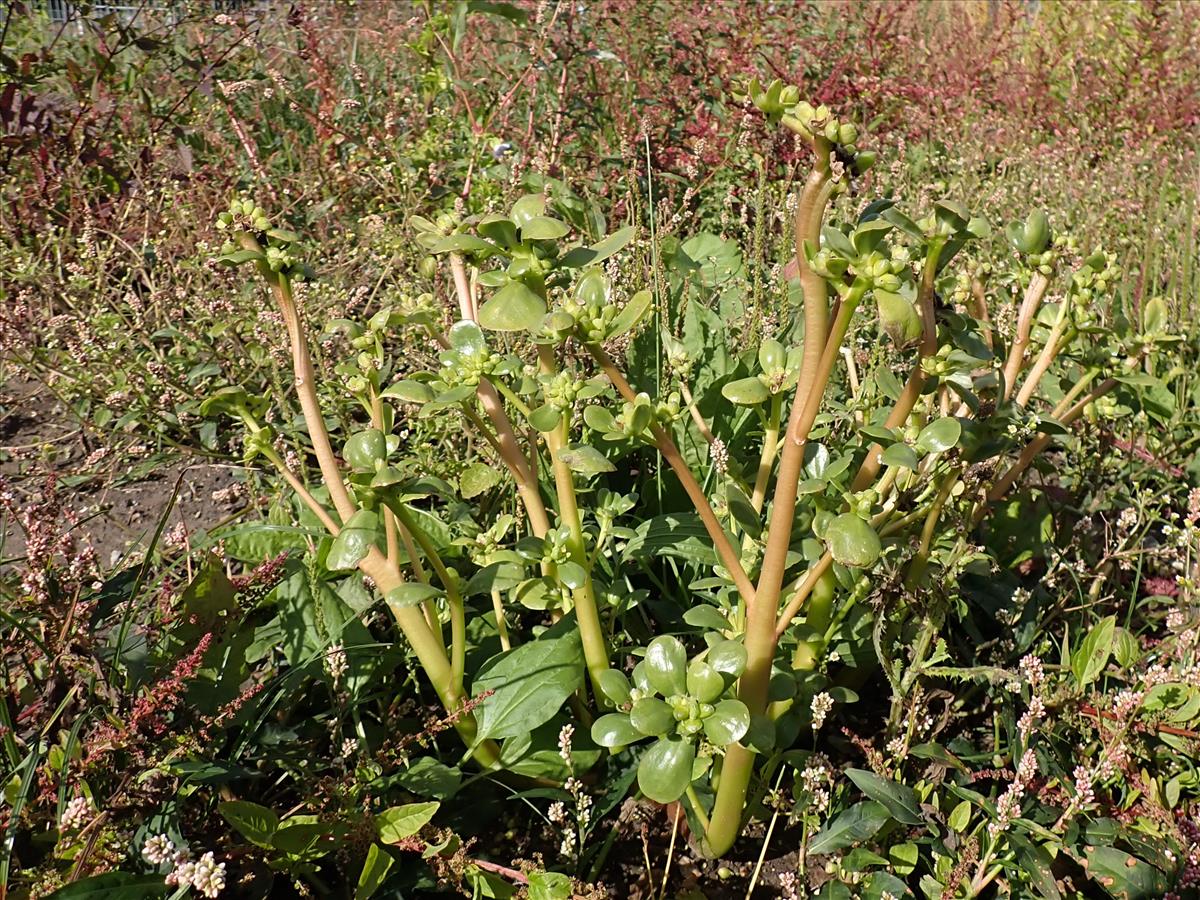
[324,644,348,684]
[810,692,834,731]
[59,796,91,831]
[557,724,574,765]
[190,851,227,898]
[142,833,175,865]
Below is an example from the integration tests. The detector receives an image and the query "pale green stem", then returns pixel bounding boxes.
[490,589,511,651]
[240,240,497,765]
[1001,271,1051,402]
[537,345,611,700]
[390,503,467,694]
[704,156,835,859]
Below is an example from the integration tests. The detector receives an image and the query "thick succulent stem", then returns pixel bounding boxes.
[247,246,498,767]
[972,376,1118,525]
[588,345,757,608]
[1001,271,1051,402]
[538,345,612,701]
[703,154,835,858]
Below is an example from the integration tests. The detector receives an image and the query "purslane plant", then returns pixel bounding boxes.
[212,81,1167,858]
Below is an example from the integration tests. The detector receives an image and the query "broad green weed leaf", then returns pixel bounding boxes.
[219,799,279,848]
[808,800,891,856]
[473,624,584,740]
[377,802,439,843]
[355,843,394,900]
[845,768,923,825]
[1071,615,1115,687]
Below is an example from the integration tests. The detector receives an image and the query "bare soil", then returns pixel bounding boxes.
[0,374,243,565]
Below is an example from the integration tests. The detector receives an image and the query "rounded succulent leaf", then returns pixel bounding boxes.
[721,376,770,406]
[383,380,435,404]
[343,429,387,472]
[575,268,609,307]
[702,699,750,746]
[520,215,570,241]
[915,417,962,454]
[591,713,642,748]
[686,661,724,704]
[478,281,547,332]
[630,697,675,737]
[448,320,487,354]
[644,635,688,696]
[631,661,653,694]
[875,290,922,346]
[385,582,441,609]
[597,669,632,706]
[744,713,777,753]
[767,669,797,702]
[509,193,547,228]
[637,737,695,804]
[706,640,747,679]
[758,339,786,372]
[824,513,882,569]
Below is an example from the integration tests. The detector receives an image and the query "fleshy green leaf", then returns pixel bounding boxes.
[528,404,563,433]
[459,462,502,498]
[557,444,616,474]
[706,640,747,678]
[327,510,379,571]
[721,376,770,406]
[824,513,882,569]
[448,320,487,353]
[478,215,518,248]
[597,669,632,706]
[385,582,442,609]
[915,417,962,454]
[344,429,387,472]
[520,216,570,241]
[881,442,919,469]
[629,697,675,736]
[592,713,644,747]
[636,737,695,803]
[644,635,687,696]
[559,225,636,268]
[478,281,547,332]
[430,233,497,255]
[382,380,436,404]
[509,194,547,228]
[686,661,724,703]
[702,699,750,745]
[607,289,653,339]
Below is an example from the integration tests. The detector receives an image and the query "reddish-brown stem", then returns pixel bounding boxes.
[589,345,756,608]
